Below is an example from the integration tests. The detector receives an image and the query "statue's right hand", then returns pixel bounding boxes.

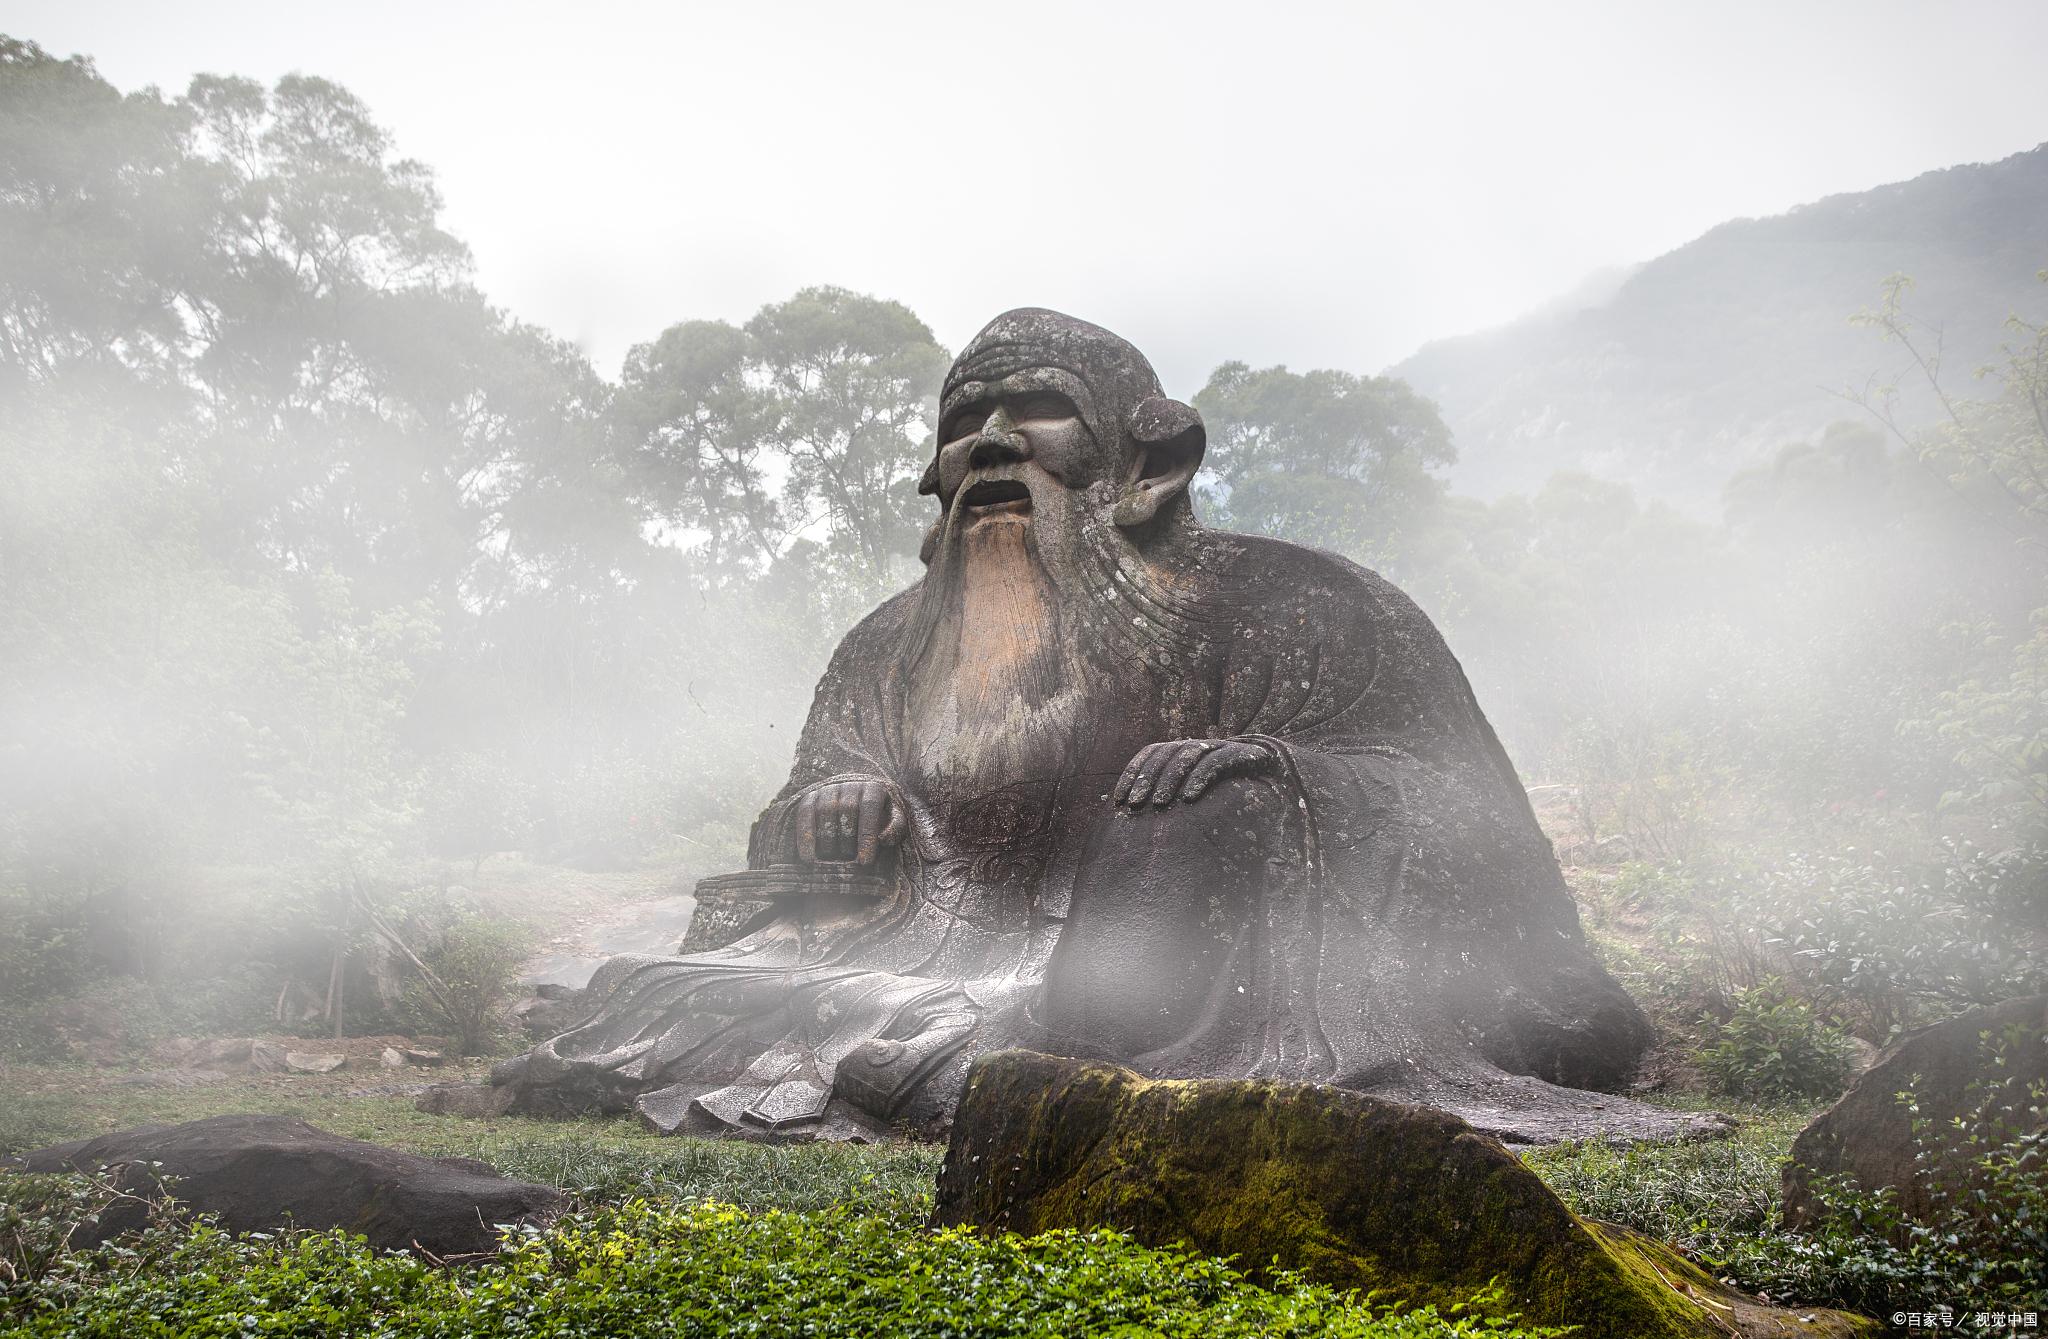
[794,776,906,865]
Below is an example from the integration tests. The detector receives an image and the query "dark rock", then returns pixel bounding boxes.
[169,1037,292,1074]
[417,1082,518,1119]
[1785,994,2048,1230]
[11,1114,564,1256]
[934,1052,1875,1339]
[148,1037,201,1065]
[189,1037,253,1069]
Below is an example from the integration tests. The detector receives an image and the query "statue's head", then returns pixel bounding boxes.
[917,309,1206,564]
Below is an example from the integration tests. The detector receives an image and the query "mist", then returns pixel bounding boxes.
[2,22,2044,1109]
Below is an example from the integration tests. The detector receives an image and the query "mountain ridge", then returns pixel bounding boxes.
[1393,142,2048,506]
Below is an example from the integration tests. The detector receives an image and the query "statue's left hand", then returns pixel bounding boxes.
[793,776,906,864]
[1115,737,1279,808]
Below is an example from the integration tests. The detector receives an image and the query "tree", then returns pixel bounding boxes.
[1854,271,2048,843]
[1854,270,2048,545]
[748,287,948,597]
[615,286,949,604]
[1192,361,1455,567]
[613,319,782,573]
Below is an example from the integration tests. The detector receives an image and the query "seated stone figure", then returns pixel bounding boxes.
[494,309,1703,1143]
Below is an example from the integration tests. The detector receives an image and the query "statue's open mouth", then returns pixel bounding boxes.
[960,479,1032,520]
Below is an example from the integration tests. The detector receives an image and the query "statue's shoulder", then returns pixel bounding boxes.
[1195,530,1437,640]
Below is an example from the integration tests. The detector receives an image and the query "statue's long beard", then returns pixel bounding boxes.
[904,496,1083,790]
[902,486,1211,792]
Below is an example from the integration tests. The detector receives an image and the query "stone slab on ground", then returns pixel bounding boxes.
[1785,994,2048,1229]
[113,1068,229,1088]
[933,1051,1876,1339]
[10,1113,565,1257]
[417,1082,519,1119]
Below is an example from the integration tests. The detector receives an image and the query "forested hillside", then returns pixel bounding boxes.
[1395,143,2048,504]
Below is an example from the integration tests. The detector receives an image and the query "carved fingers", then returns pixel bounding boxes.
[795,777,904,864]
[1115,738,1277,808]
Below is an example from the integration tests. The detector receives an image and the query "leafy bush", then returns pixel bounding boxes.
[1696,981,1854,1102]
[1714,1025,2048,1315]
[0,1170,181,1295]
[396,913,533,1056]
[0,1196,1564,1338]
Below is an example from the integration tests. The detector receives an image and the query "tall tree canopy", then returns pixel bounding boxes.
[1192,361,1455,566]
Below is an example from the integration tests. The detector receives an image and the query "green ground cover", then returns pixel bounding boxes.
[1,1195,1561,1338]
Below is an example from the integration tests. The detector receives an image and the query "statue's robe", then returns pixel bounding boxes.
[503,529,1676,1143]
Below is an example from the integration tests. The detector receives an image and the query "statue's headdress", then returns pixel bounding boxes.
[938,308,1203,474]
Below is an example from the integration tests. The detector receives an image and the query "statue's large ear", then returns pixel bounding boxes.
[1115,396,1206,528]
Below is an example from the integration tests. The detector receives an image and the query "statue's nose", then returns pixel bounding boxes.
[968,407,1032,469]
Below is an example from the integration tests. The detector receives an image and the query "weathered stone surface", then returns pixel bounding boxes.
[497,309,1691,1143]
[673,895,774,955]
[513,985,592,1041]
[148,1037,202,1065]
[187,1037,253,1069]
[1785,994,2048,1229]
[934,1052,1874,1339]
[149,1036,298,1074]
[284,1051,346,1073]
[11,1114,564,1256]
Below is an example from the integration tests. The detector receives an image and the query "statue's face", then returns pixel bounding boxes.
[931,367,1123,535]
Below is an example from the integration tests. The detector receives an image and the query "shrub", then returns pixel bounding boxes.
[1696,981,1854,1103]
[0,1170,181,1296]
[397,913,533,1056]
[1715,1026,2048,1315]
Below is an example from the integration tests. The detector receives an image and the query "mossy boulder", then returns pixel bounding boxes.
[932,1051,1876,1339]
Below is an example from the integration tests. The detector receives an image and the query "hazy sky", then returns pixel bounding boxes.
[13,1,2048,393]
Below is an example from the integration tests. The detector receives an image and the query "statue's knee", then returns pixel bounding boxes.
[1103,772,1297,855]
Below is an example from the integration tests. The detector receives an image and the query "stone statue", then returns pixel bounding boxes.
[493,309,1705,1143]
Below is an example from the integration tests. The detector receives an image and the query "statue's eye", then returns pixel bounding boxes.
[944,407,990,443]
[1010,392,1076,423]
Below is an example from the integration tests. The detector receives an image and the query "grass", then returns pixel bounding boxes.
[5,1065,1824,1240]
[0,1063,945,1221]
[1520,1101,1810,1252]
